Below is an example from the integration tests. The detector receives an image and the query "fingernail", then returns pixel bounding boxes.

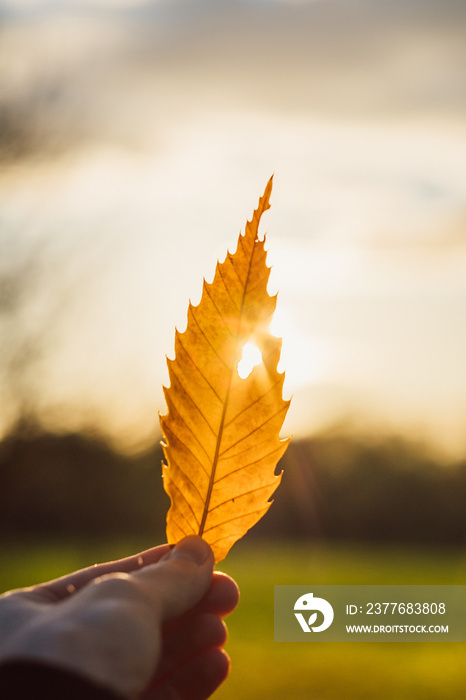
[169,536,212,566]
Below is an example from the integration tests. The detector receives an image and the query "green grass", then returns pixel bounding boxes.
[1,538,465,698]
[0,537,157,592]
[216,541,466,699]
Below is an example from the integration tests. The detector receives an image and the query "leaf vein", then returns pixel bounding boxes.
[208,482,278,514]
[169,365,217,437]
[203,282,236,335]
[167,479,200,528]
[164,418,211,475]
[169,462,205,505]
[203,506,269,536]
[176,336,223,403]
[219,405,288,457]
[218,261,241,311]
[215,445,285,483]
[190,304,230,368]
[224,378,282,428]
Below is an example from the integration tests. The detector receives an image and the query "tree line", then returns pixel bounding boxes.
[1,424,465,546]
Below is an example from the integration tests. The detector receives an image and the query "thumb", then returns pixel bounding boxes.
[133,536,215,623]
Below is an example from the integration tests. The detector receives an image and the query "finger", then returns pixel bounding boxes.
[158,572,238,647]
[11,540,215,699]
[143,648,230,700]
[189,571,239,618]
[156,612,227,681]
[32,544,171,602]
[72,537,215,625]
[128,536,215,623]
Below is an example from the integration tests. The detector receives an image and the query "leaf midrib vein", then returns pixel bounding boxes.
[198,229,258,536]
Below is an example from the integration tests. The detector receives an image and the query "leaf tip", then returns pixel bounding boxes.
[259,175,273,216]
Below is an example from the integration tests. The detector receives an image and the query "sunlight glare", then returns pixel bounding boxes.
[237,342,263,379]
[271,308,332,390]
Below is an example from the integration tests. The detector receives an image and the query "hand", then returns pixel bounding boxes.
[0,536,239,699]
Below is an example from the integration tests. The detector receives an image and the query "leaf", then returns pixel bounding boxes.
[159,176,290,562]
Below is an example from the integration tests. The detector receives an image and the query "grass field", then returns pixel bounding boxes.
[1,538,465,698]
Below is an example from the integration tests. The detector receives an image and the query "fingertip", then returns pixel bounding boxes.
[214,572,240,609]
[197,572,240,617]
[133,538,215,624]
[164,536,214,568]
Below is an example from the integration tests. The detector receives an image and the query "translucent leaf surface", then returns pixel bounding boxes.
[160,177,290,561]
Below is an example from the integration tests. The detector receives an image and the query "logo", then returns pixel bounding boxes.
[294,592,334,632]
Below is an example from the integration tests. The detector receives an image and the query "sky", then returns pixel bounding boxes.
[1,0,466,456]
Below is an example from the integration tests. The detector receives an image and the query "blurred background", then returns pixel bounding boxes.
[1,0,466,697]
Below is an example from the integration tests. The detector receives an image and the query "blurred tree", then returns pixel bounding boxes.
[0,424,168,539]
[0,426,465,545]
[252,432,466,547]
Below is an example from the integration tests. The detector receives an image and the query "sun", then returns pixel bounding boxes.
[270,307,331,391]
[236,307,331,388]
[237,342,263,379]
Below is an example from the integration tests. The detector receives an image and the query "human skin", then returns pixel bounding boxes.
[0,536,239,700]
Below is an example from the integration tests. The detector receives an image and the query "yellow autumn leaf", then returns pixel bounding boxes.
[160,176,290,562]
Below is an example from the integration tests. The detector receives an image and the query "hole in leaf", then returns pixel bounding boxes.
[237,342,262,379]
